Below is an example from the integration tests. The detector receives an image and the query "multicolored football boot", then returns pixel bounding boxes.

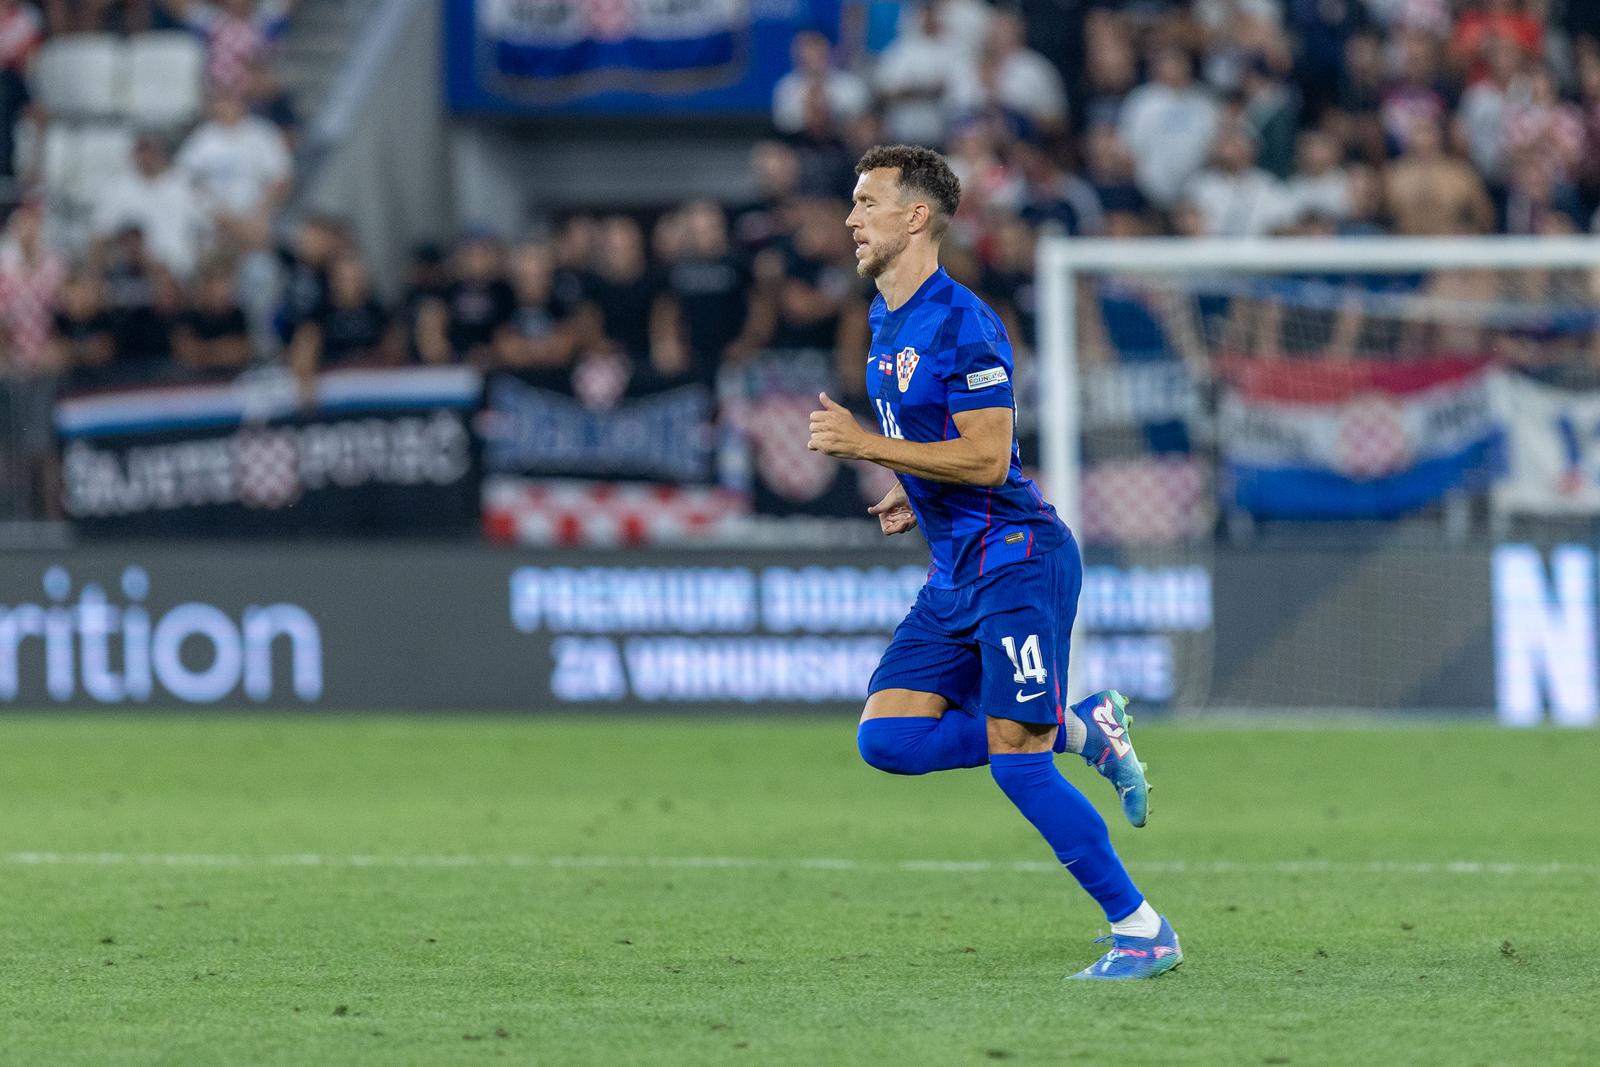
[1069,690,1150,828]
[1067,916,1184,981]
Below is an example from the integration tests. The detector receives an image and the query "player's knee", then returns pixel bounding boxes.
[856,719,923,775]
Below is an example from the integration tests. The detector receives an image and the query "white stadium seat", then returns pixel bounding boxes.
[31,35,126,120]
[125,32,205,127]
[39,122,78,195]
[73,124,135,200]
[40,123,133,208]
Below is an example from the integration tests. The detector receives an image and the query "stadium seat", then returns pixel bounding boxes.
[125,33,204,127]
[31,35,127,120]
[42,123,133,209]
[74,124,135,199]
[38,122,79,197]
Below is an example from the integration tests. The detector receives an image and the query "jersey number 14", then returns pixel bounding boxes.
[1001,634,1048,684]
[873,399,905,440]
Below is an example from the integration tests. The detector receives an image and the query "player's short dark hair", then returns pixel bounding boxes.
[854,144,962,240]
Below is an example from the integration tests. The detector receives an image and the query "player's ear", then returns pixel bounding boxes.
[908,200,931,235]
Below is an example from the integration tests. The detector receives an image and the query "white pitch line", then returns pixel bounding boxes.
[1,852,1597,878]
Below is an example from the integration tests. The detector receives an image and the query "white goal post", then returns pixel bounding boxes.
[1035,235,1600,536]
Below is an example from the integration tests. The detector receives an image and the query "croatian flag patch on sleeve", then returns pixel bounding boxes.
[966,368,1008,390]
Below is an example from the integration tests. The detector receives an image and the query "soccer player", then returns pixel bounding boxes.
[807,145,1182,980]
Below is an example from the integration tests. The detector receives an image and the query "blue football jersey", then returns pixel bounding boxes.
[866,267,1067,588]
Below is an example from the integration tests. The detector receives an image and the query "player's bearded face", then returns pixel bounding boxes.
[857,226,908,278]
[849,170,913,279]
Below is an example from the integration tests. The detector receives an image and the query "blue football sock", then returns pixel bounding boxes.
[989,750,1144,921]
[857,713,989,775]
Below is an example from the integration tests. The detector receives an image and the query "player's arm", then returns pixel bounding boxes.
[808,393,1011,487]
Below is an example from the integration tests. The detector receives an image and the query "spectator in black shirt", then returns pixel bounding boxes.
[398,242,448,361]
[979,213,1039,353]
[550,214,597,311]
[583,215,665,366]
[731,141,802,254]
[1015,140,1103,236]
[53,269,117,388]
[173,259,250,379]
[98,226,154,317]
[656,201,771,385]
[494,238,579,370]
[789,89,856,198]
[99,227,184,372]
[289,251,397,395]
[1083,122,1145,217]
[276,213,346,343]
[760,198,870,392]
[765,198,861,352]
[416,229,514,364]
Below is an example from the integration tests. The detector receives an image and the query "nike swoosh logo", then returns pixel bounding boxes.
[1015,691,1046,703]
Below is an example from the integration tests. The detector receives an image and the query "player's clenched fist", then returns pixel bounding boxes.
[867,481,917,536]
[808,392,871,459]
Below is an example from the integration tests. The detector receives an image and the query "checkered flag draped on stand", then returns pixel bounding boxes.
[746,395,839,503]
[235,430,302,510]
[583,0,633,40]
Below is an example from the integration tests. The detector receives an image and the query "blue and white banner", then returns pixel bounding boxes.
[1491,372,1600,516]
[447,0,841,115]
[56,366,481,439]
[481,372,714,483]
[1219,357,1502,519]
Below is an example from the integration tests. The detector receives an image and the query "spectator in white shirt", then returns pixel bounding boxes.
[1184,121,1297,237]
[176,86,291,238]
[177,86,291,350]
[874,2,966,147]
[1286,130,1351,221]
[1457,34,1524,186]
[904,0,990,59]
[772,31,870,135]
[945,11,1067,138]
[92,134,212,280]
[1119,47,1221,208]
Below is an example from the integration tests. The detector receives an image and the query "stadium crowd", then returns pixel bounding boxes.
[5,0,1600,408]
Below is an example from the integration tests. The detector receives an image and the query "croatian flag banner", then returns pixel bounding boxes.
[481,0,740,85]
[450,0,839,114]
[1218,357,1502,519]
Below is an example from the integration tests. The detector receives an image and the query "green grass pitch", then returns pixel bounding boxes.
[1,715,1596,1066]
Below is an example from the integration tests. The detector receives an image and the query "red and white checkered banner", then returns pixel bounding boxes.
[482,476,749,547]
[1080,456,1211,545]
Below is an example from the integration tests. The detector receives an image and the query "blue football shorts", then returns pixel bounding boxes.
[867,536,1082,726]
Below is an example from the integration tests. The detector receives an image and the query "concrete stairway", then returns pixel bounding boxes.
[276,0,388,126]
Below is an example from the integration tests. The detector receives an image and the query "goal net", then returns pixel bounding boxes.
[1035,237,1600,715]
